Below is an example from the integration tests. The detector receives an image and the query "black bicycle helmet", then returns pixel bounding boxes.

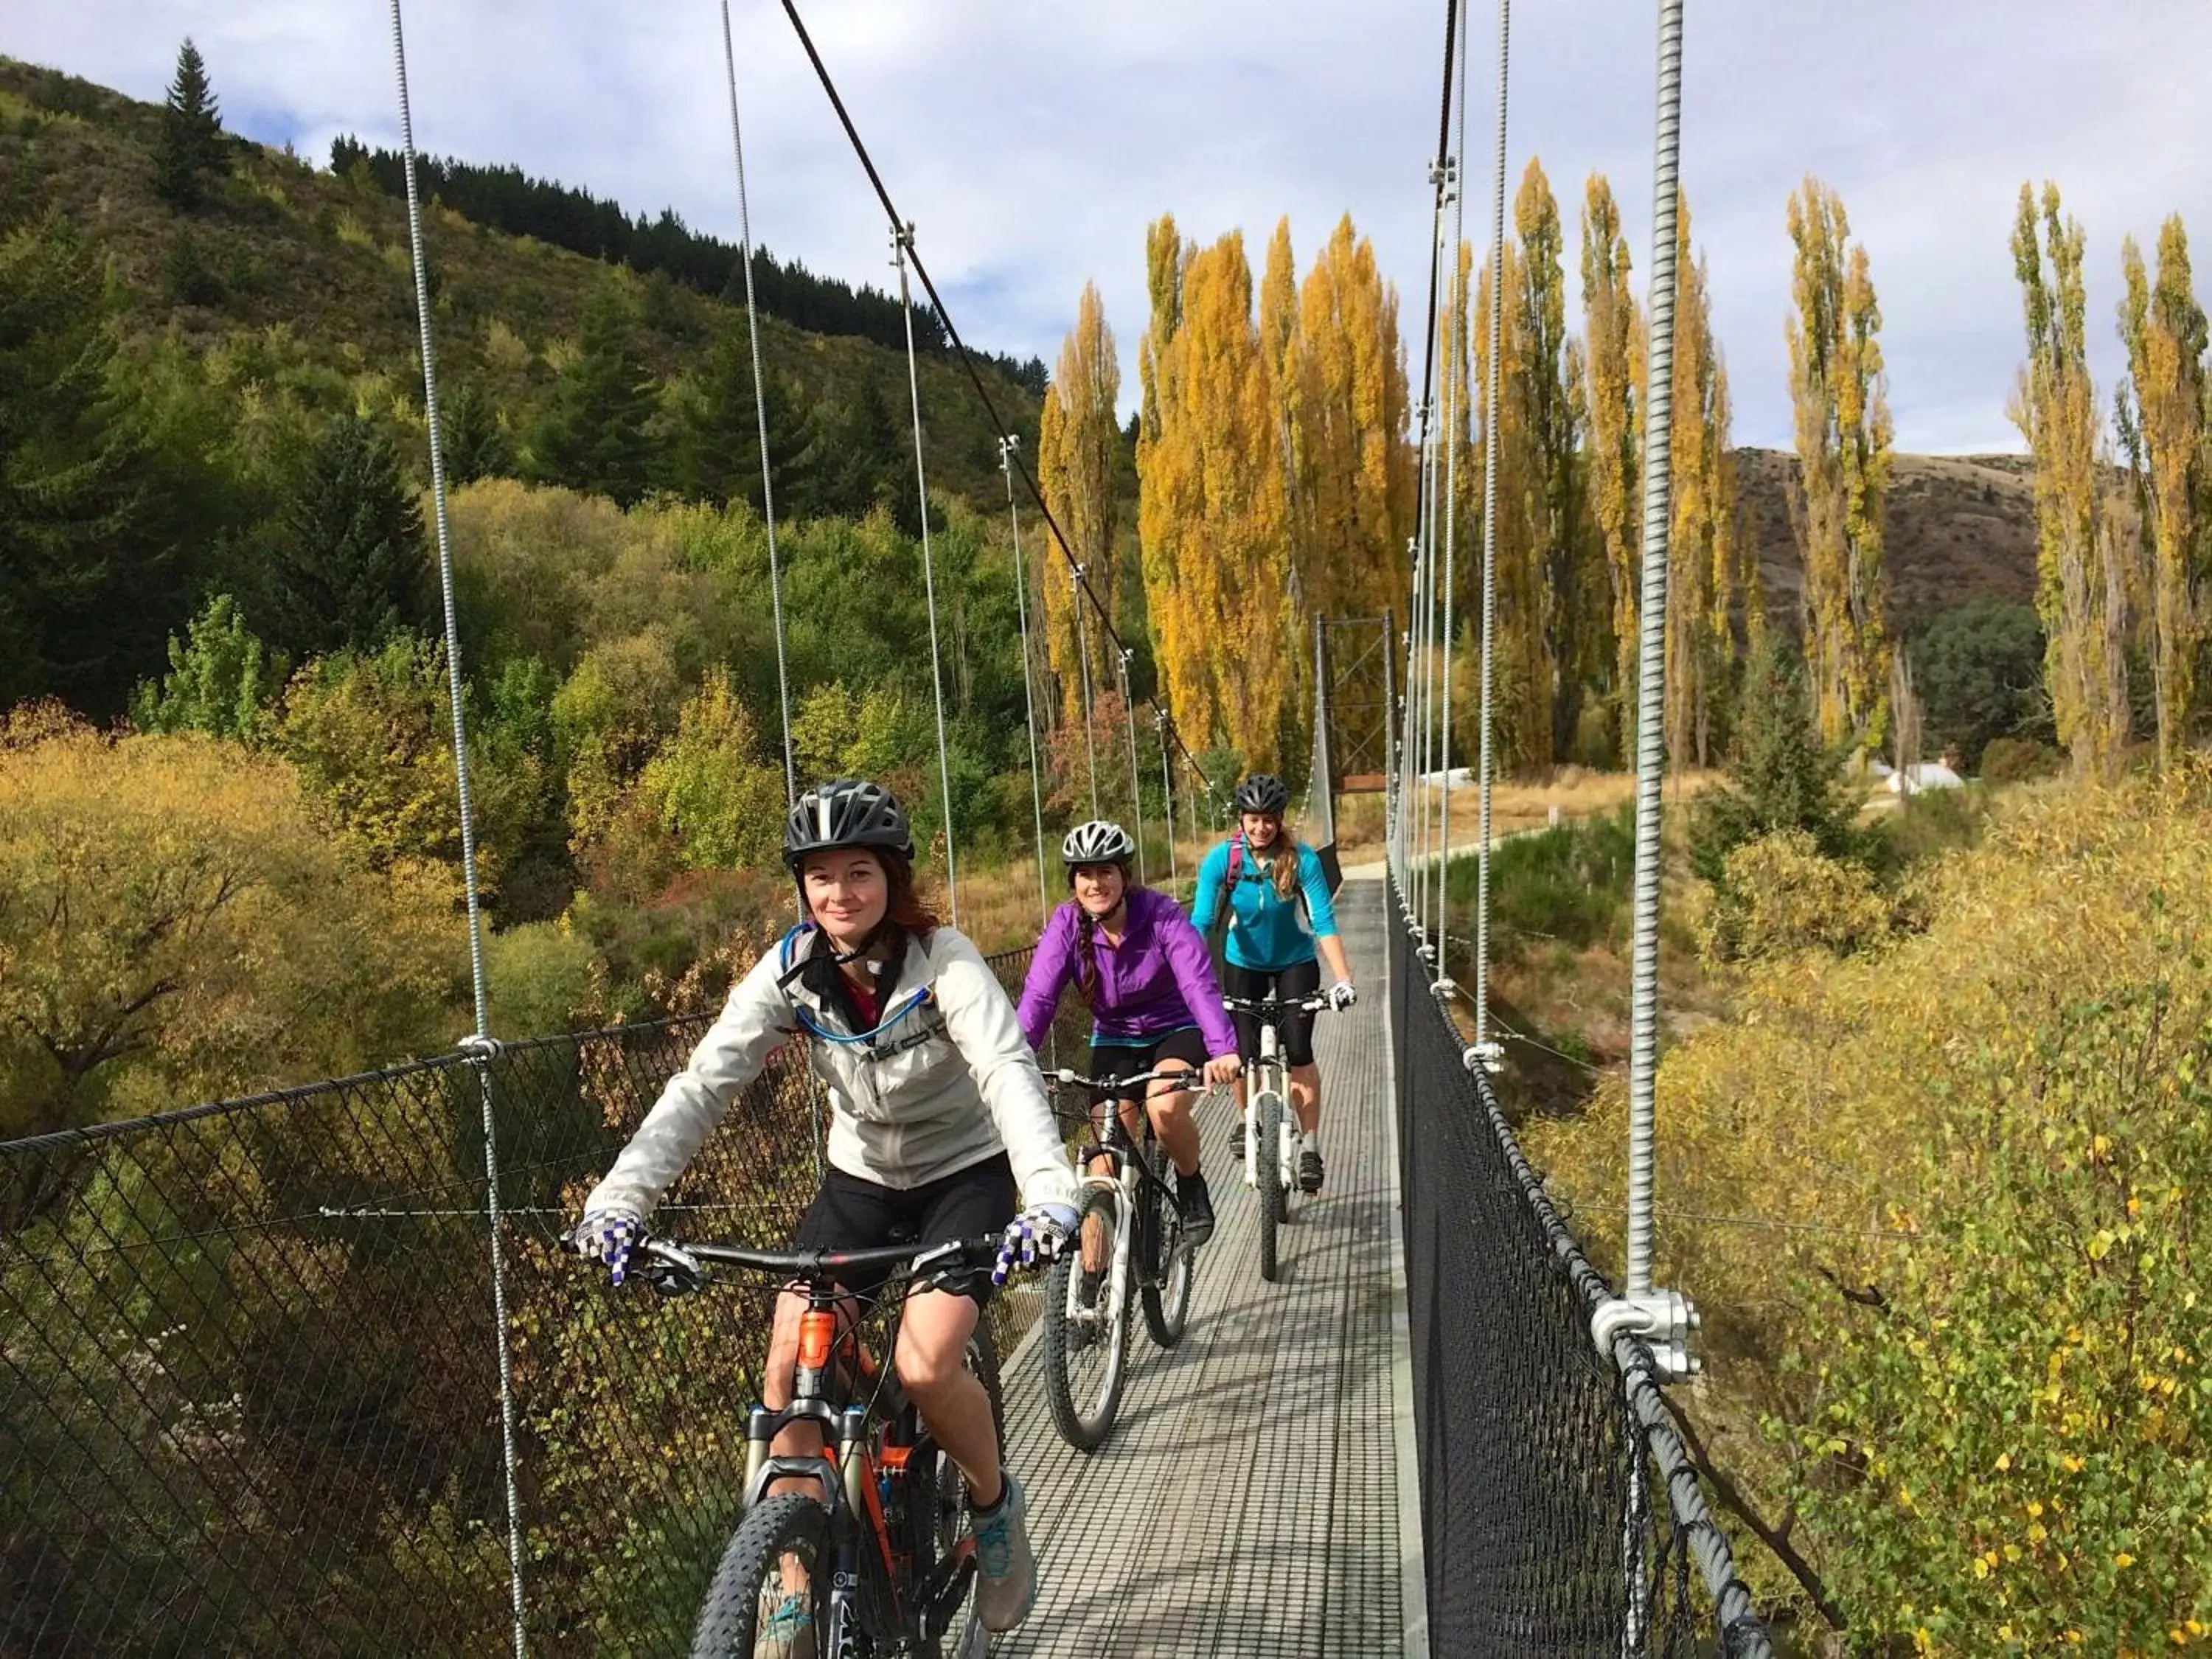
[1062,819,1138,866]
[1234,773,1290,816]
[783,778,915,872]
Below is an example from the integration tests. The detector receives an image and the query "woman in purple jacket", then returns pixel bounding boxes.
[1017,820,1242,1245]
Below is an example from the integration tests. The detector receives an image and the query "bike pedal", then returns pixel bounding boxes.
[922,1556,978,1639]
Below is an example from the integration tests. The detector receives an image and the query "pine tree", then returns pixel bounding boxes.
[154,39,228,212]
[1787,178,1893,754]
[265,413,430,658]
[2011,182,2132,778]
[1036,281,1121,729]
[531,282,655,507]
[0,219,181,716]
[675,321,810,512]
[1689,633,1865,882]
[438,380,513,488]
[2118,215,2208,765]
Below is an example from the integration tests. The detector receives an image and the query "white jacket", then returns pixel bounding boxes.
[583,924,1077,1222]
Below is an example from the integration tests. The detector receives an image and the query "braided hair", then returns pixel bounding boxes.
[1074,904,1101,1007]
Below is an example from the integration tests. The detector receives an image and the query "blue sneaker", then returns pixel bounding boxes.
[754,1589,815,1659]
[970,1469,1038,1632]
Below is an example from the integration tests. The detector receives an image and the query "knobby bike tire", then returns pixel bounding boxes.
[1141,1141,1194,1346]
[1255,1085,1285,1282]
[1040,1183,1128,1450]
[691,1492,834,1659]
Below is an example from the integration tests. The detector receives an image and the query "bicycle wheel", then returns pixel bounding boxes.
[1141,1143,1194,1347]
[1040,1183,1128,1450]
[1254,1085,1285,1283]
[691,1492,835,1659]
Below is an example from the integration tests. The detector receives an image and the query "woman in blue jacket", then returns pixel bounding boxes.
[1186,773,1355,1194]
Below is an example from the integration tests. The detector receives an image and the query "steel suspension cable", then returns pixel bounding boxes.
[1434,0,1474,979]
[892,226,961,925]
[1475,0,1511,1062]
[1073,566,1101,818]
[1627,0,1688,1304]
[1157,710,1180,900]
[771,0,1227,821]
[1116,649,1147,887]
[1001,437,1052,931]
[717,0,796,804]
[386,4,526,1652]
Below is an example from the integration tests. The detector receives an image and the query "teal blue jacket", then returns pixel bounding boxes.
[1188,837,1338,972]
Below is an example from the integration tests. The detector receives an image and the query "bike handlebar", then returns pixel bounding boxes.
[633,1231,1008,1295]
[1048,1066,1211,1096]
[1219,993,1332,1018]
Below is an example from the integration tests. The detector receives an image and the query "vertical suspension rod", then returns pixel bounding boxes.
[1626,0,1688,1301]
[387,4,527,1652]
[1475,0,1512,1056]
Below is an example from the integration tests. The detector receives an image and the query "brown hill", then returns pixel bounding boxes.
[1733,447,2041,639]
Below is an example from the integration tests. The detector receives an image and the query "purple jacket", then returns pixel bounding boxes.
[1017,886,1239,1058]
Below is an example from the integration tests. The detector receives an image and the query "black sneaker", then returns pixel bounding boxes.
[1297,1145,1324,1195]
[1178,1173,1215,1248]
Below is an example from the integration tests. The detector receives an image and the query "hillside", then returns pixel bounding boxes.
[1733,447,2039,641]
[0,55,1040,506]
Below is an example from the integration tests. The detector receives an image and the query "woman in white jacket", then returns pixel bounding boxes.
[574,779,1078,1641]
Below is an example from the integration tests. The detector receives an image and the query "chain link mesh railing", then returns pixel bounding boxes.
[1,943,1093,1659]
[1386,879,1770,1657]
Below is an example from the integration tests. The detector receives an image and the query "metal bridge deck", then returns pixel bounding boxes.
[995,875,1416,1658]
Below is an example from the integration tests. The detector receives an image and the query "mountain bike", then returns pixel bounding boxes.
[1221,992,1331,1283]
[632,1231,1020,1659]
[1037,1068,1205,1450]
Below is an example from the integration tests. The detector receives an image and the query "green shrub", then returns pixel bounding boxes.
[1979,735,2063,784]
[1447,802,1634,960]
[1701,827,1893,963]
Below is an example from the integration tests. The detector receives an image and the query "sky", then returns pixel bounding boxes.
[10,0,2212,455]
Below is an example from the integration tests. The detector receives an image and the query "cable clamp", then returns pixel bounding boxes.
[1463,1039,1505,1076]
[1429,975,1456,1001]
[997,433,1020,465]
[457,1033,505,1063]
[890,221,916,254]
[1591,1291,1703,1384]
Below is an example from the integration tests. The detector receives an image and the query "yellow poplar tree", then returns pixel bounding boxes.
[1262,218,1312,726]
[2011,181,2132,778]
[2118,216,2208,766]
[1512,160,1585,765]
[1470,237,1545,769]
[1138,215,1208,744]
[1579,173,1644,756]
[1037,281,1121,731]
[1787,178,1893,753]
[1138,229,1293,766]
[1294,214,1416,627]
[1664,195,1742,771]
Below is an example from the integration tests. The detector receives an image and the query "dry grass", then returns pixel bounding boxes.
[1333,767,1720,866]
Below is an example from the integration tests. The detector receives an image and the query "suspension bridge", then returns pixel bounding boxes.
[0,0,1775,1654]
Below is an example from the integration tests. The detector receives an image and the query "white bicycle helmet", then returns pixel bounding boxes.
[1061,820,1137,866]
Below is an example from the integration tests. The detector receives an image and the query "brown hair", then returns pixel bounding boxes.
[1248,816,1302,902]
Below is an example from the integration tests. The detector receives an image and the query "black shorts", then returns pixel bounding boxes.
[790,1153,1017,1307]
[1222,959,1322,1068]
[1085,1026,1210,1107]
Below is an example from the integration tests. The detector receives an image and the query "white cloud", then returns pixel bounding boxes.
[10,0,2212,453]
